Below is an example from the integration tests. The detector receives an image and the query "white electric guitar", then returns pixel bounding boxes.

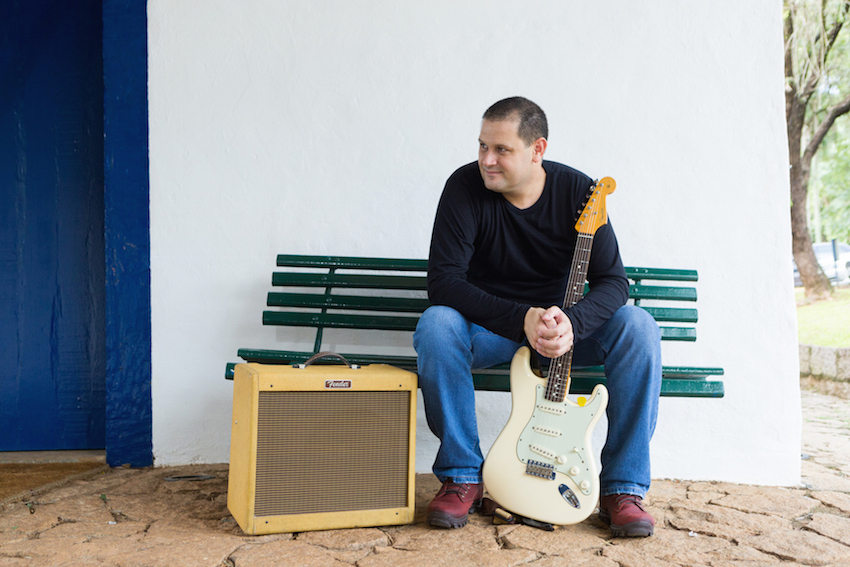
[482,177,616,526]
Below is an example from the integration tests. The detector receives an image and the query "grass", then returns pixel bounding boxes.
[796,286,850,347]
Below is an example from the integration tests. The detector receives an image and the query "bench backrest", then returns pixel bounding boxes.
[266,254,700,352]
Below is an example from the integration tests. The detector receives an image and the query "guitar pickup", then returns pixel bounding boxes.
[536,404,566,416]
[532,425,562,437]
[525,459,556,480]
[529,444,556,460]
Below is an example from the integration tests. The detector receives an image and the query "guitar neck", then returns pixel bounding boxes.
[544,232,594,403]
[565,233,594,308]
[542,177,615,404]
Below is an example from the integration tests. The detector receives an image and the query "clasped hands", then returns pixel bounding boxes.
[524,306,574,359]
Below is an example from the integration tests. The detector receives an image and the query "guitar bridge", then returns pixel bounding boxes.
[525,459,556,480]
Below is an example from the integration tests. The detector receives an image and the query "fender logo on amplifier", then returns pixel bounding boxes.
[325,380,352,389]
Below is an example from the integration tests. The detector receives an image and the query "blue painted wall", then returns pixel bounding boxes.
[0,0,106,451]
[0,0,153,465]
[103,0,153,467]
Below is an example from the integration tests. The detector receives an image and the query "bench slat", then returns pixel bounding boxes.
[266,293,697,324]
[277,255,428,271]
[267,292,430,313]
[272,273,428,290]
[275,256,699,284]
[225,356,724,398]
[568,364,724,378]
[273,273,695,303]
[262,311,695,340]
[626,267,698,282]
[641,307,697,323]
[661,327,696,341]
[232,350,724,380]
[630,285,696,302]
[262,311,421,331]
[471,374,724,398]
[233,351,420,371]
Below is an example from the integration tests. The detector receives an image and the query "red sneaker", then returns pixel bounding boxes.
[599,494,656,537]
[427,480,484,529]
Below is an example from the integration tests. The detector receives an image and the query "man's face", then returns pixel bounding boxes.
[477,118,538,197]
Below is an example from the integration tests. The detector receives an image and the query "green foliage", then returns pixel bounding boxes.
[788,0,850,245]
[814,121,850,244]
[786,0,849,110]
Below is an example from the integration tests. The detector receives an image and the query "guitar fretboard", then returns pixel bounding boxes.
[544,209,599,403]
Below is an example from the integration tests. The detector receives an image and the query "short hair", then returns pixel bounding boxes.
[482,96,548,146]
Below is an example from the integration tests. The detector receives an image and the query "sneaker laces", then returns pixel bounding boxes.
[611,494,646,511]
[438,482,475,500]
[441,483,467,494]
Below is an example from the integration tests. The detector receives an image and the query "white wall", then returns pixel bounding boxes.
[148,0,801,485]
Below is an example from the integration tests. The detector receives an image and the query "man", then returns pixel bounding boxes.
[413,96,662,537]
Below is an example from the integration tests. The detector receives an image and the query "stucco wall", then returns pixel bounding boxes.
[147,0,801,485]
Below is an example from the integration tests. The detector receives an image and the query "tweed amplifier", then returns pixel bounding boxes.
[227,358,417,535]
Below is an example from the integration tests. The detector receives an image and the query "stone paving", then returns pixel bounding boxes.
[1,389,849,567]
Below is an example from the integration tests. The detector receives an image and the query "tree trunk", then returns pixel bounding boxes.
[788,111,833,299]
[785,5,833,300]
[790,170,832,299]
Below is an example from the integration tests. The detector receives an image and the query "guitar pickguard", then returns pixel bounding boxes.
[516,384,605,496]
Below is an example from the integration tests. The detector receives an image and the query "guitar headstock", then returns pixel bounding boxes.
[574,177,616,236]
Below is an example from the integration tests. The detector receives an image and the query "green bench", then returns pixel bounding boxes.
[226,255,724,398]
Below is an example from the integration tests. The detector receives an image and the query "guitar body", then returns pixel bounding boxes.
[483,347,608,525]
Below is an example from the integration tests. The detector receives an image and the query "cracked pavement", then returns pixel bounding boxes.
[1,388,849,566]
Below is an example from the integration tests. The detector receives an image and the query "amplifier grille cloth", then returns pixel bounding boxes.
[255,390,410,516]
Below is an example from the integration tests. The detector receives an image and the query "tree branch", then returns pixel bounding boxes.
[804,91,850,162]
[785,5,797,123]
[800,0,850,100]
[824,1,850,55]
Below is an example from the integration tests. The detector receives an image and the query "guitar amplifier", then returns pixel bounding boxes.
[227,359,417,535]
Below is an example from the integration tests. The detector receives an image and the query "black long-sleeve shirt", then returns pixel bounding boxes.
[427,160,629,343]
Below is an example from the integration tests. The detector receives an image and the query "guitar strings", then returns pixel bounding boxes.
[545,184,601,403]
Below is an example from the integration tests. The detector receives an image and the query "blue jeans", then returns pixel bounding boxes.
[413,304,662,497]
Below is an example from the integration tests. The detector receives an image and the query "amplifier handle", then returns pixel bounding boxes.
[296,351,360,370]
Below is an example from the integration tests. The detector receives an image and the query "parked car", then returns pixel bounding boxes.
[793,241,850,286]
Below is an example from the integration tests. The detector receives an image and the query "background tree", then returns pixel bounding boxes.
[785,0,850,299]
